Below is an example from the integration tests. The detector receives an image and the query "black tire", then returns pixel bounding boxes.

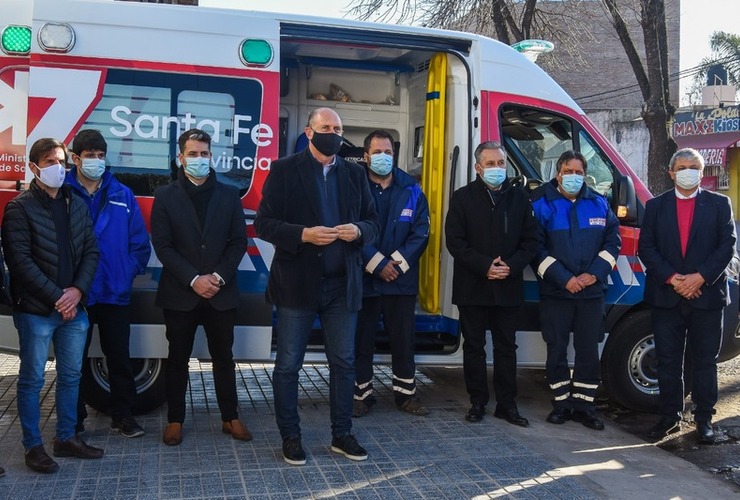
[81,357,167,415]
[602,310,662,412]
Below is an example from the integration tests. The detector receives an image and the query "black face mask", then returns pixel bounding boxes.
[310,131,343,156]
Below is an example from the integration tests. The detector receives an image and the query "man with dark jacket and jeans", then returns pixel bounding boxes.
[531,150,620,431]
[2,137,101,473]
[352,130,430,418]
[255,108,378,466]
[68,130,151,438]
[445,141,539,426]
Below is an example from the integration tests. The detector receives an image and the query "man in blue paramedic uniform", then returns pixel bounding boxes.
[531,150,620,431]
[352,130,430,418]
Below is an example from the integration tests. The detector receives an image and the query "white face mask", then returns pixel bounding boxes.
[675,169,701,190]
[35,163,66,189]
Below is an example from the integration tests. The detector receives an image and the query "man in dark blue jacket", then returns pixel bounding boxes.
[255,108,378,466]
[446,142,539,427]
[531,150,620,431]
[67,130,151,438]
[352,130,430,418]
[639,148,736,443]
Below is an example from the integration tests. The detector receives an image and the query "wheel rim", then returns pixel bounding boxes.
[627,335,659,395]
[90,358,163,394]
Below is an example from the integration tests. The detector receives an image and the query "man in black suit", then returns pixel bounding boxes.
[639,148,736,443]
[151,129,251,446]
[255,107,378,466]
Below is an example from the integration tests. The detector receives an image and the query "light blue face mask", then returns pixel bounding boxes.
[561,173,584,195]
[184,157,211,179]
[481,167,506,188]
[369,153,393,176]
[80,158,106,181]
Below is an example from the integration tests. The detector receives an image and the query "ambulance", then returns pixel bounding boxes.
[1,0,738,414]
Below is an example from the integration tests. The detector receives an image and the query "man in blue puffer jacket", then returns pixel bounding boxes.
[353,130,430,417]
[67,130,151,438]
[531,150,620,431]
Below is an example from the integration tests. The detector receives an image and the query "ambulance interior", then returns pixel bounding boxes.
[277,35,471,353]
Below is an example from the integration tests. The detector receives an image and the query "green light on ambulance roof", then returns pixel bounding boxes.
[1,25,32,55]
[239,39,273,67]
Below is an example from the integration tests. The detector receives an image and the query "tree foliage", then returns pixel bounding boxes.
[693,31,740,88]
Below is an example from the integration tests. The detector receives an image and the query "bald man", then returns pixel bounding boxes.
[255,108,379,465]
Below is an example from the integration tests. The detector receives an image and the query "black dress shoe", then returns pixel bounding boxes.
[646,417,680,440]
[696,421,716,444]
[52,435,104,459]
[465,405,486,423]
[546,407,572,425]
[25,445,59,473]
[494,407,529,427]
[571,410,604,431]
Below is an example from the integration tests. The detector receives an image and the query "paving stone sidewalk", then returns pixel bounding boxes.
[0,354,592,499]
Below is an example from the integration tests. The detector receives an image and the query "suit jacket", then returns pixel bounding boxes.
[639,188,736,309]
[151,169,247,312]
[254,149,379,311]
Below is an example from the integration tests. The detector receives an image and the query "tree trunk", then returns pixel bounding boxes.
[604,0,676,195]
[491,1,512,45]
[640,0,676,195]
[642,107,676,195]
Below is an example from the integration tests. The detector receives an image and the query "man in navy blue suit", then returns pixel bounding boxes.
[639,148,736,443]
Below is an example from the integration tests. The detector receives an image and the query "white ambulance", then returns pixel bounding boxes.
[1,0,738,413]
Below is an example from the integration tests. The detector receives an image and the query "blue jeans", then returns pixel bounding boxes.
[15,310,89,449]
[273,278,357,439]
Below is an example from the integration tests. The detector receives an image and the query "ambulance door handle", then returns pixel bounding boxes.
[449,145,460,196]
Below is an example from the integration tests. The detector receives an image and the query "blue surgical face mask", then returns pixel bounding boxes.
[560,173,584,195]
[80,158,106,181]
[369,153,393,176]
[481,167,506,188]
[184,157,211,179]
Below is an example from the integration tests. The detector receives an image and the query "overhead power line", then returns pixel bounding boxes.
[574,54,739,104]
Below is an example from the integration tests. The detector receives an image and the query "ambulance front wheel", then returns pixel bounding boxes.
[81,357,167,415]
[601,311,662,412]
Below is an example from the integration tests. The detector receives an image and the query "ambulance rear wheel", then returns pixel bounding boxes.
[81,357,166,415]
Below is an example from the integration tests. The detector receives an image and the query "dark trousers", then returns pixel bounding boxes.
[459,305,520,410]
[78,304,137,420]
[540,297,603,411]
[652,302,723,422]
[164,302,238,424]
[355,295,417,406]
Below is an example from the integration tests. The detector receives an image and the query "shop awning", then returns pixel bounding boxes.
[674,132,740,166]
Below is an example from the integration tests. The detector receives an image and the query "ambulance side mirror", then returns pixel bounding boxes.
[613,174,637,224]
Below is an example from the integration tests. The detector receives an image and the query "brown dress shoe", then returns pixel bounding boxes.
[222,419,253,441]
[162,423,183,446]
